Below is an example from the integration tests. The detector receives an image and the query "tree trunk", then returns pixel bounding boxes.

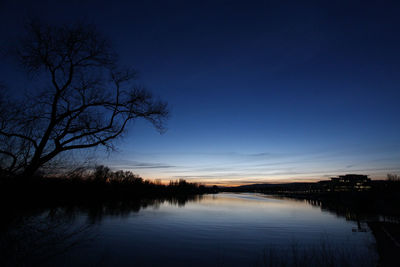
[22,160,41,178]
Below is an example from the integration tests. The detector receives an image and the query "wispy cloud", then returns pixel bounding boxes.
[104,145,400,184]
[107,159,175,170]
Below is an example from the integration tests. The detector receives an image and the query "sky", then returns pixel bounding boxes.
[1,0,400,185]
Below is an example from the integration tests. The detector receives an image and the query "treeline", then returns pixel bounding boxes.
[0,165,218,208]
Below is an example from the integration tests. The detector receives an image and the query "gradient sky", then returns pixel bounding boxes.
[1,1,400,185]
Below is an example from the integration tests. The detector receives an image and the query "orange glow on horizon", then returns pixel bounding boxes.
[143,175,388,187]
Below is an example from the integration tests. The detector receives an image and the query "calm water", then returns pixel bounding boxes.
[3,193,377,266]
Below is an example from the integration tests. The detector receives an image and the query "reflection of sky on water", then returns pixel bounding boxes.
[39,193,377,266]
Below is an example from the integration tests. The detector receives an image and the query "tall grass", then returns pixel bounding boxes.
[256,239,377,267]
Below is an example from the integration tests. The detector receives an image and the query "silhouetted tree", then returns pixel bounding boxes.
[0,21,168,177]
[387,173,400,182]
[93,165,111,182]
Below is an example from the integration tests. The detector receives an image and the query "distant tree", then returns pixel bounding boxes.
[387,173,400,182]
[93,165,111,182]
[0,21,168,177]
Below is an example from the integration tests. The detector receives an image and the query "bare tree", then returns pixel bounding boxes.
[0,21,168,177]
[387,173,400,181]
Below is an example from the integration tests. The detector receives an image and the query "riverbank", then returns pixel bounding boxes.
[266,191,400,219]
[222,179,400,219]
[0,173,216,230]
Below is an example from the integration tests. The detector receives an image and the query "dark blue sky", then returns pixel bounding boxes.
[1,0,399,184]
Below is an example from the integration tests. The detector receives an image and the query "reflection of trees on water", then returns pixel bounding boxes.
[304,198,399,224]
[0,210,94,266]
[0,195,202,266]
[268,194,399,224]
[266,194,399,266]
[60,194,203,224]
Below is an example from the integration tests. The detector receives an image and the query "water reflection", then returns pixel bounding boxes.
[0,195,203,266]
[0,209,94,266]
[63,195,204,224]
[1,193,381,266]
[260,194,400,266]
[267,194,400,223]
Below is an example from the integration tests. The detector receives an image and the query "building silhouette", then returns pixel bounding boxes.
[318,174,371,192]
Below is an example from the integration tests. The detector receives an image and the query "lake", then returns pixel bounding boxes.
[1,193,377,266]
